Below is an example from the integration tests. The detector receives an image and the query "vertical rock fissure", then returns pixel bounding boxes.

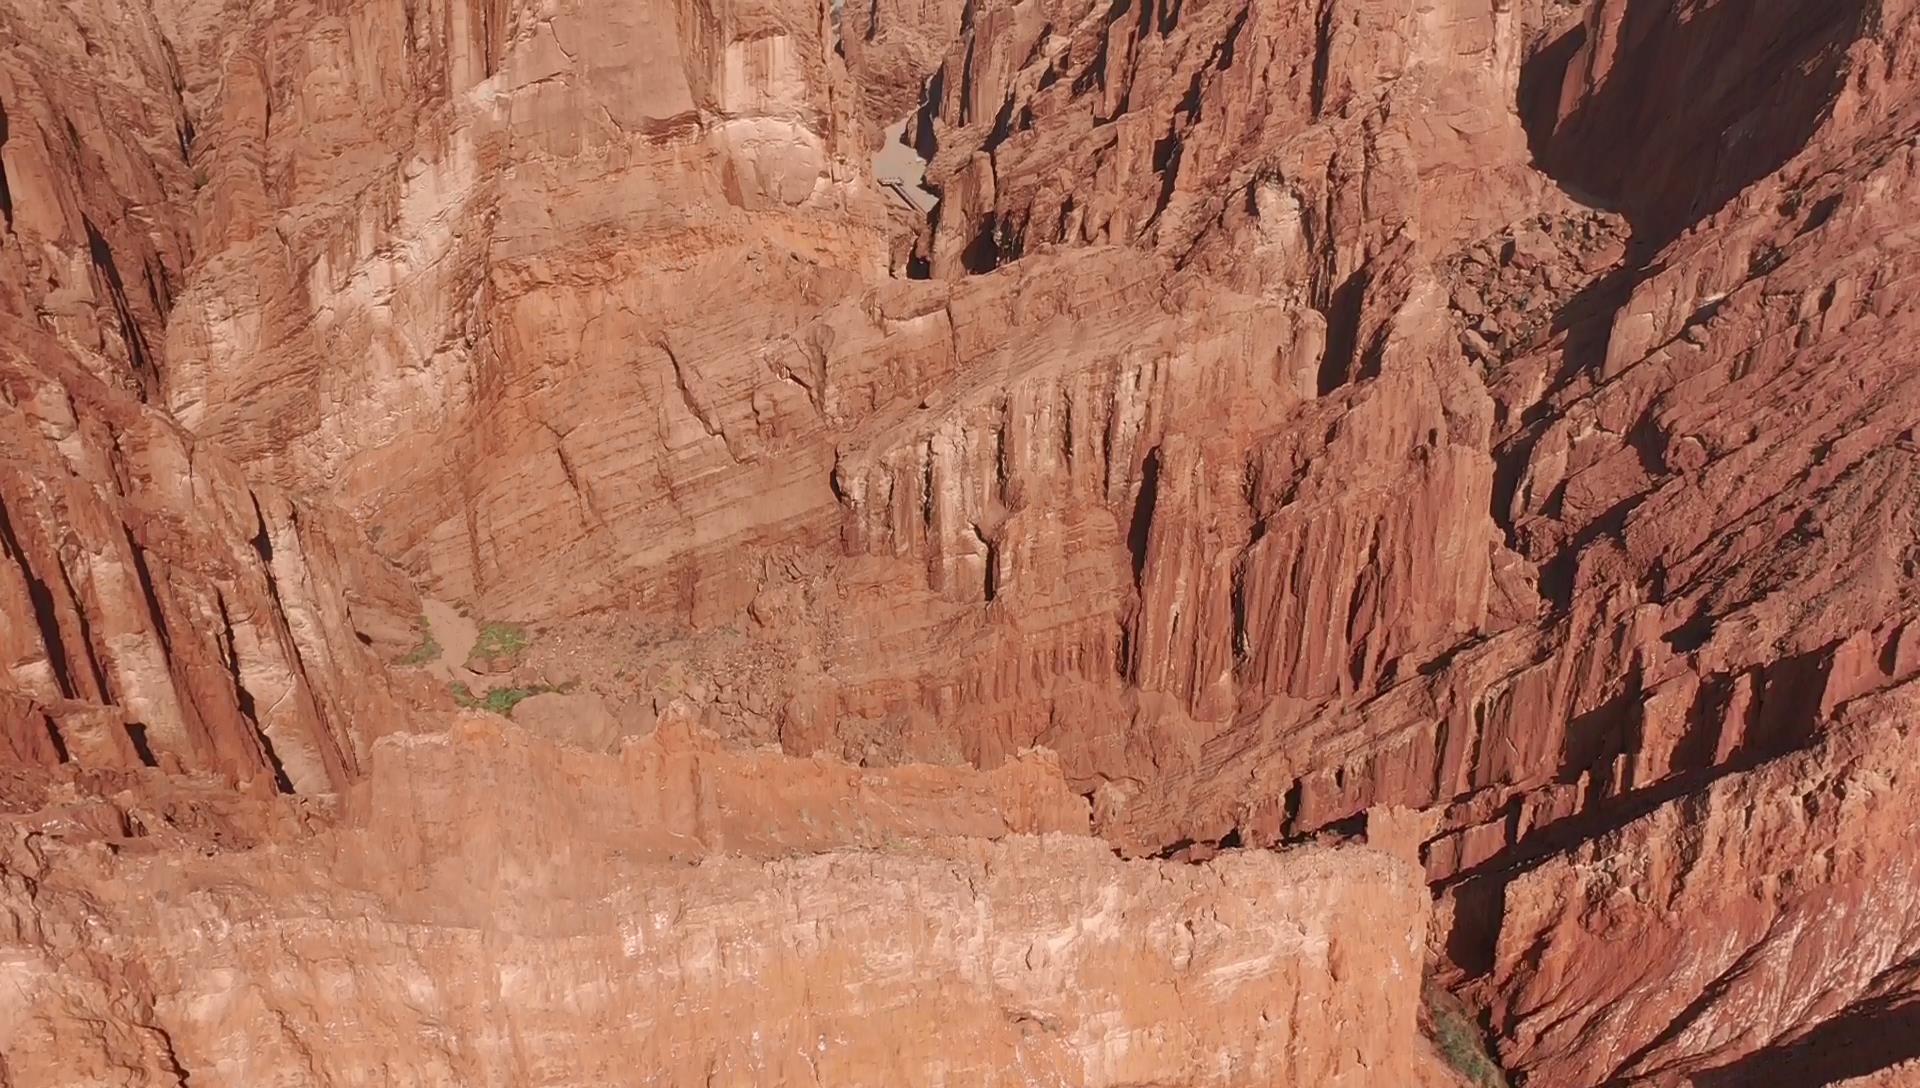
[0,94,14,232]
[217,592,297,794]
[1316,266,1367,395]
[83,217,159,396]
[1309,0,1337,119]
[0,501,78,698]
[1128,446,1162,584]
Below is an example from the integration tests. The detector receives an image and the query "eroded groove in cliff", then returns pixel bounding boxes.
[125,531,177,668]
[1434,727,1821,895]
[217,592,297,795]
[0,94,14,232]
[0,501,78,699]
[1689,993,1920,1088]
[1316,268,1366,395]
[1308,0,1337,119]
[84,217,159,396]
[661,339,733,453]
[1127,446,1162,584]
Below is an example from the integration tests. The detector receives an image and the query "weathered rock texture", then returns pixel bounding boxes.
[1,325,423,793]
[1,0,426,795]
[4,0,1920,1081]
[0,719,1459,1087]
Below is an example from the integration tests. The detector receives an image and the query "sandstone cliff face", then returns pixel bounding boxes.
[0,720,1459,1088]
[1,0,426,795]
[153,0,897,618]
[1,326,422,792]
[4,0,1920,1081]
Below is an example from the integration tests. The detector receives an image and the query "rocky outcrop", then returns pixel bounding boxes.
[1493,689,1920,1086]
[909,0,1551,284]
[7,0,1920,1081]
[0,317,423,793]
[0,719,1461,1088]
[154,0,898,618]
[1,0,426,793]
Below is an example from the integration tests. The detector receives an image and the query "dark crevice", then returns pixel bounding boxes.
[1434,718,1821,895]
[1152,825,1242,861]
[1536,490,1646,611]
[1558,669,1644,785]
[1521,0,1871,247]
[961,212,1002,273]
[125,723,159,767]
[218,595,296,794]
[957,34,978,126]
[0,95,14,233]
[1076,0,1132,98]
[41,711,71,762]
[0,502,78,698]
[1154,0,1182,36]
[1308,0,1337,118]
[1229,553,1252,666]
[983,95,1016,152]
[1441,874,1507,979]
[153,1023,195,1086]
[84,217,159,396]
[1217,4,1249,69]
[125,531,174,661]
[1316,267,1367,395]
[914,67,944,160]
[1127,447,1162,584]
[973,524,999,603]
[1688,994,1920,1088]
[1150,133,1182,221]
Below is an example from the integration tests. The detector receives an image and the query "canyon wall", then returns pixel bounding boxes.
[4,0,1920,1082]
[1,0,424,792]
[0,719,1461,1087]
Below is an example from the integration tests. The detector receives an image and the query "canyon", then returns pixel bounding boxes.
[3,0,1920,1083]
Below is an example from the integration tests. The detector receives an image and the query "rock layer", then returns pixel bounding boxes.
[0,720,1459,1088]
[0,314,421,794]
[3,0,1920,1082]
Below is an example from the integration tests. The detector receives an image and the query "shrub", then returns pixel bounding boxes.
[472,622,530,659]
[449,681,557,716]
[1425,985,1507,1088]
[397,616,440,666]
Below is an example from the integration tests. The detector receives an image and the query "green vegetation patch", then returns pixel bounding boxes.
[451,682,547,716]
[473,622,531,658]
[1424,984,1508,1088]
[397,615,441,667]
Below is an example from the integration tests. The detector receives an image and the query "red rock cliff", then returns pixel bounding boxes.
[4,0,1920,1082]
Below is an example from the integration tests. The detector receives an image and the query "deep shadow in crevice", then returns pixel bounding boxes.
[0,503,78,699]
[1688,996,1920,1088]
[1127,447,1162,584]
[0,95,14,232]
[125,723,159,767]
[1315,267,1367,395]
[1520,0,1871,249]
[1441,873,1507,979]
[960,213,1001,273]
[1434,655,1828,897]
[913,67,945,160]
[84,217,159,395]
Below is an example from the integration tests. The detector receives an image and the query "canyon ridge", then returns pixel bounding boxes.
[4,0,1920,1084]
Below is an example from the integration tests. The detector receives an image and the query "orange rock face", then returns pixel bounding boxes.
[5,0,1920,1081]
[2,721,1458,1087]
